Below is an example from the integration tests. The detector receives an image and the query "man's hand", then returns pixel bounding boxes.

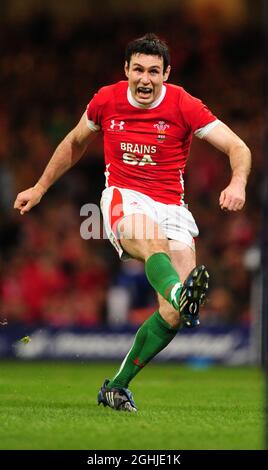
[14,183,45,215]
[219,176,246,211]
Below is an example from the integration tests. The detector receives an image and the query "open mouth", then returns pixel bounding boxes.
[137,87,152,98]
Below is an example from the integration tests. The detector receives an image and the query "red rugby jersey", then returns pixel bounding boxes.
[86,81,217,205]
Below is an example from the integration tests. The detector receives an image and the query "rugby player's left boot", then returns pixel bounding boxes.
[173,265,209,328]
[97,379,137,412]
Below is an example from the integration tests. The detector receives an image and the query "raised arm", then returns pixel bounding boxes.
[14,111,98,215]
[203,122,251,211]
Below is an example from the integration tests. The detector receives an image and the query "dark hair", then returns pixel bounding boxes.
[125,33,170,72]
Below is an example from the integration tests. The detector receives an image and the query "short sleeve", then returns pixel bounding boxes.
[180,89,217,134]
[86,92,102,131]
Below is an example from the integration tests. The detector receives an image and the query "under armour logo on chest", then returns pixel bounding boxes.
[110,120,125,130]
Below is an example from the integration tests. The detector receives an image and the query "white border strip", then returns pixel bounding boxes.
[194,119,221,139]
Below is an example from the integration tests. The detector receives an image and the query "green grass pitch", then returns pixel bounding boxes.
[0,361,264,450]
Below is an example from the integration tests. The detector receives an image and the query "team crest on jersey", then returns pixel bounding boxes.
[109,120,125,131]
[153,121,170,142]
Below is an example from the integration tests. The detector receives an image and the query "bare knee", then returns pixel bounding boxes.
[118,214,170,261]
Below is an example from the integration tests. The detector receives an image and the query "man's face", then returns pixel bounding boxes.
[124,53,171,106]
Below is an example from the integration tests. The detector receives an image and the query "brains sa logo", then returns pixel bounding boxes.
[153,121,170,142]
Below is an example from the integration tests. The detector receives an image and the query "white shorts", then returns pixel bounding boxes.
[100,186,199,260]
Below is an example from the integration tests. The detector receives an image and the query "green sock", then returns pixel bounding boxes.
[107,311,178,389]
[145,252,182,309]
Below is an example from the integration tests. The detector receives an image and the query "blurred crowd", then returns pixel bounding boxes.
[0,8,263,328]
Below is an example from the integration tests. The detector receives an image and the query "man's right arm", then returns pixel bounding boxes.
[14,111,98,215]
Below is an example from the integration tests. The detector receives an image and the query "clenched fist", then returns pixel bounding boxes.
[219,176,246,212]
[14,183,45,215]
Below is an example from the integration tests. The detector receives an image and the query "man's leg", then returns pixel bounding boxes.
[105,240,196,391]
[98,216,208,411]
[117,214,185,308]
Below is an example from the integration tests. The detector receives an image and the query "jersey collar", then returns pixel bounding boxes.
[127,85,167,109]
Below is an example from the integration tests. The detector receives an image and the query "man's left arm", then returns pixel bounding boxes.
[202,122,251,211]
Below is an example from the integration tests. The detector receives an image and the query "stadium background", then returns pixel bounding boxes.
[0,0,263,358]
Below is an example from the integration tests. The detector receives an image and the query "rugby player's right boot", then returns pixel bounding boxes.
[97,379,137,412]
[171,265,209,328]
